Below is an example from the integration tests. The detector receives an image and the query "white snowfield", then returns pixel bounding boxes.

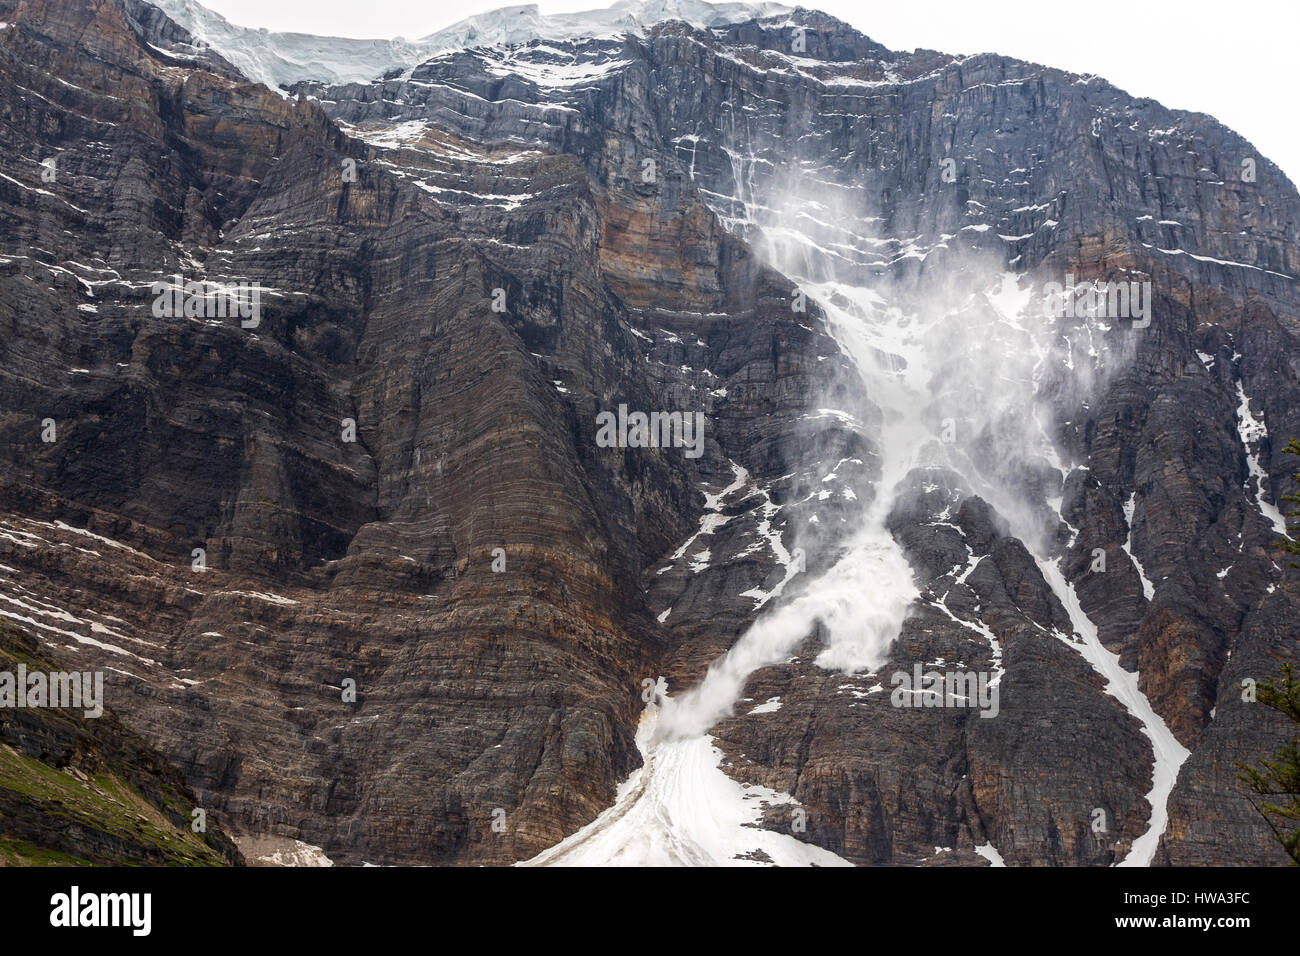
[522,706,849,866]
[1235,379,1290,537]
[257,839,334,867]
[151,0,793,91]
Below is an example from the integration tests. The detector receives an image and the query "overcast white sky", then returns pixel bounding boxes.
[199,0,1299,183]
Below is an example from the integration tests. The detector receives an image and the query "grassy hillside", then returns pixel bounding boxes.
[0,621,241,866]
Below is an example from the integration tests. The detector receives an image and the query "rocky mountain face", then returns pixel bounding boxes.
[0,0,1295,865]
[0,621,240,865]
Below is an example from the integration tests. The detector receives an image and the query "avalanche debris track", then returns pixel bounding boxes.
[521,706,848,866]
[529,100,1190,865]
[1035,558,1190,867]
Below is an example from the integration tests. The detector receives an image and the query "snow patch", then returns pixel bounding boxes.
[1036,557,1189,867]
[521,706,847,867]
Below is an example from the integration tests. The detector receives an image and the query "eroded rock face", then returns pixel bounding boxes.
[0,621,241,865]
[0,0,1295,865]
